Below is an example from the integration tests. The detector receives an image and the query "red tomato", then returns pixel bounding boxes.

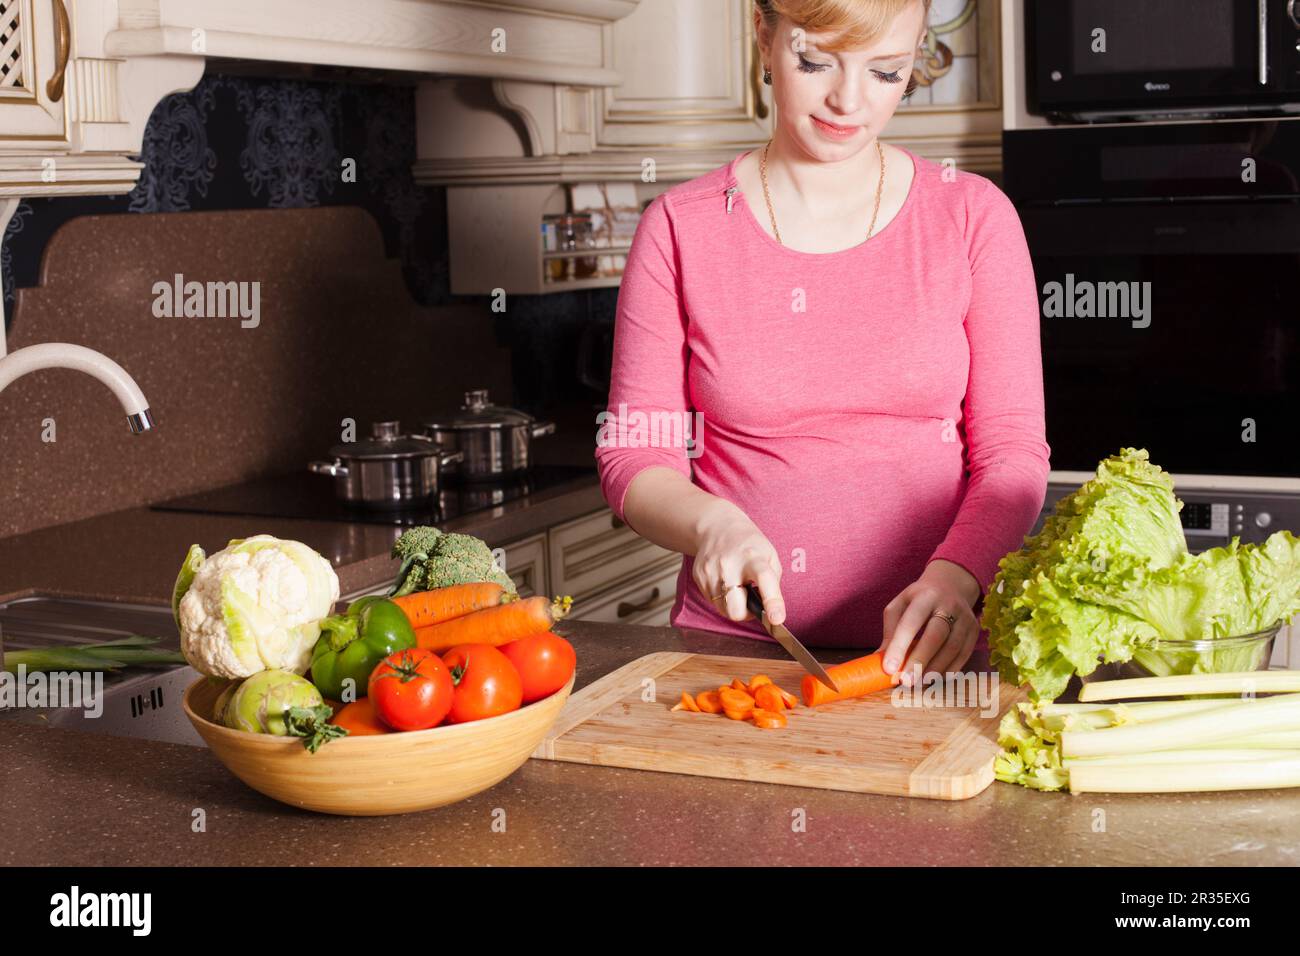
[440,644,523,724]
[367,648,454,731]
[499,633,576,704]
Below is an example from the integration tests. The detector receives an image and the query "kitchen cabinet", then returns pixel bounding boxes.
[0,0,68,142]
[595,0,772,153]
[569,551,681,625]
[500,531,548,599]
[547,506,675,606]
[0,1,203,198]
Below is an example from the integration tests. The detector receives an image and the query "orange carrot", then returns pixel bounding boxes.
[748,674,773,694]
[696,690,723,714]
[671,691,700,713]
[719,687,755,720]
[801,651,899,707]
[753,684,785,713]
[392,582,509,629]
[751,708,787,729]
[777,687,800,710]
[330,698,391,736]
[414,595,573,652]
[730,678,749,692]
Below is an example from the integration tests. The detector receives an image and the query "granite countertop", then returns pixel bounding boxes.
[5,619,1300,866]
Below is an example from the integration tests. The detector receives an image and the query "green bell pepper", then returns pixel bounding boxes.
[309,596,416,701]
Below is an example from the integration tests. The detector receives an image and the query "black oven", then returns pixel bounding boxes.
[1028,0,1300,123]
[1003,119,1300,482]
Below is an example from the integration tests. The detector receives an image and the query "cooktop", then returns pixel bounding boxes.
[150,464,598,526]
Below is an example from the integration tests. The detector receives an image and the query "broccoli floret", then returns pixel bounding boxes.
[391,526,443,563]
[388,527,516,597]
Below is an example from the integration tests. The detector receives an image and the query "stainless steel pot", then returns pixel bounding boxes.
[421,389,556,482]
[309,421,463,509]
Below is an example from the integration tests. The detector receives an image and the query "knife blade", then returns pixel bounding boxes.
[744,584,838,693]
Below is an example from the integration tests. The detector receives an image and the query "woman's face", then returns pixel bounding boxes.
[758,3,926,160]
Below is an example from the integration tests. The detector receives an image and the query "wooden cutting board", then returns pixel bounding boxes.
[532,653,1027,799]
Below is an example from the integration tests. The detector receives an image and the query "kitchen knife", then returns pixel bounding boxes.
[744,584,838,693]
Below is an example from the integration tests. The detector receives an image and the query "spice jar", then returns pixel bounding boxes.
[559,213,598,279]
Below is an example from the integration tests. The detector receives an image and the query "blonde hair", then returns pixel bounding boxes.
[755,0,932,96]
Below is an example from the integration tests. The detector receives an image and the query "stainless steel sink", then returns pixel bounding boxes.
[0,596,206,746]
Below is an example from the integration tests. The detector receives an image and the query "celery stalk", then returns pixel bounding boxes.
[1068,756,1300,793]
[1061,694,1300,758]
[1063,749,1300,767]
[1037,698,1233,734]
[1078,670,1300,702]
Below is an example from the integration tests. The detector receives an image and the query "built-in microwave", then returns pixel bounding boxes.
[1028,0,1300,123]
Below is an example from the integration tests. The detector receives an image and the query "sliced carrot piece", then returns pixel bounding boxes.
[696,690,723,714]
[777,687,800,710]
[730,677,749,692]
[753,684,785,712]
[752,708,787,729]
[719,688,754,719]
[748,674,774,693]
[719,687,754,708]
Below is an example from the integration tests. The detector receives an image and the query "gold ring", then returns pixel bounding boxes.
[712,583,743,602]
[931,609,956,635]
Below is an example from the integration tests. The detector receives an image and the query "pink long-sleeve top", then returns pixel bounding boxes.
[595,146,1051,649]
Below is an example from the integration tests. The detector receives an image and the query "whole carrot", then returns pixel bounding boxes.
[391,582,509,630]
[801,651,900,707]
[414,595,573,652]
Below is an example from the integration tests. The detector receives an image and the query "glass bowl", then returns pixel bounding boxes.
[1080,621,1282,683]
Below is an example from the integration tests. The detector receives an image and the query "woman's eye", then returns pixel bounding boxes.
[796,55,828,74]
[874,70,905,84]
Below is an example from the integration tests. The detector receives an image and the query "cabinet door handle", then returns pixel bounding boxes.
[46,0,71,103]
[750,37,769,120]
[617,587,660,619]
[610,514,625,530]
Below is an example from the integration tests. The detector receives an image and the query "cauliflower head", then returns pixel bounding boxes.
[176,535,340,679]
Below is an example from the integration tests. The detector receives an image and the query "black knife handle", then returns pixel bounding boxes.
[744,583,766,619]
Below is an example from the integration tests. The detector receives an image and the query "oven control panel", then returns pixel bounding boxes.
[1037,487,1300,551]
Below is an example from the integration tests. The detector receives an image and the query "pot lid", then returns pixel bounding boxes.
[423,389,535,431]
[327,421,440,460]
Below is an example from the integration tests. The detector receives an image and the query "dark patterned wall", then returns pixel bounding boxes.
[2,72,616,415]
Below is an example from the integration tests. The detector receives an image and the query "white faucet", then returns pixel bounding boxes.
[0,201,153,433]
[0,342,155,433]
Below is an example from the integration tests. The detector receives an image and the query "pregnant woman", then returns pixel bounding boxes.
[595,0,1051,683]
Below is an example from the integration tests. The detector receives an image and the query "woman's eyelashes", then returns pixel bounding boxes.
[794,55,905,84]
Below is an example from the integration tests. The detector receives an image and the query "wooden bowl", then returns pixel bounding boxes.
[183,674,574,816]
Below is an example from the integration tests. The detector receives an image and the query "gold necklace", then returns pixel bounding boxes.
[760,137,886,247]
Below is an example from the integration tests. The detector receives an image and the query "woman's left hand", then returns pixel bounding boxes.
[878,559,982,685]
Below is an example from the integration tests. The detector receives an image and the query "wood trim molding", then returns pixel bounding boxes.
[0,154,145,198]
[106,0,641,87]
[414,136,1005,186]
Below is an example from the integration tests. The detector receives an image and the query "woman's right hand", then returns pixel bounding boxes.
[692,500,786,626]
